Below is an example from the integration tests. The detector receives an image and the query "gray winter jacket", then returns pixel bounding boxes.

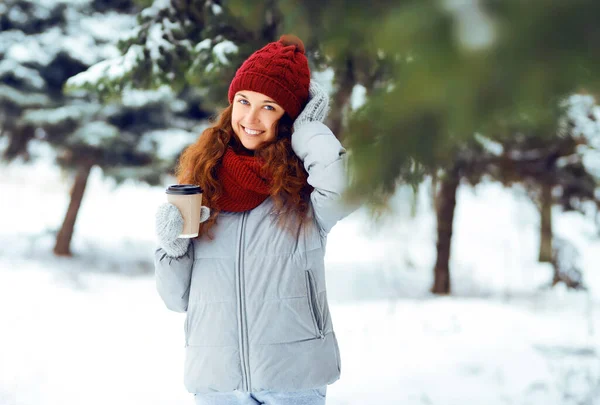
[154,121,355,394]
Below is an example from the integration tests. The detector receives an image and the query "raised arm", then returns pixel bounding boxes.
[292,82,358,235]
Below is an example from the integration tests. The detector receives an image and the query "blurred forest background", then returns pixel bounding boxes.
[2,2,600,404]
[2,0,600,294]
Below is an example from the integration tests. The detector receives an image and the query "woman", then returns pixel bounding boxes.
[154,35,355,405]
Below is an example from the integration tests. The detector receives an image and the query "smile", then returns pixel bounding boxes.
[242,126,264,136]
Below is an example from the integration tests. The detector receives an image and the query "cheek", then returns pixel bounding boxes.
[231,110,241,126]
[263,113,281,131]
[266,121,280,140]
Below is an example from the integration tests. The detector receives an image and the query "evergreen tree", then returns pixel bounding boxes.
[66,0,286,108]
[0,0,207,256]
[343,0,600,293]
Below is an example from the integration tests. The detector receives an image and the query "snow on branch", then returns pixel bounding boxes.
[559,94,600,178]
[66,45,144,91]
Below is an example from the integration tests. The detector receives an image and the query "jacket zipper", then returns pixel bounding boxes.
[184,316,189,347]
[183,243,193,348]
[306,270,324,339]
[236,212,251,391]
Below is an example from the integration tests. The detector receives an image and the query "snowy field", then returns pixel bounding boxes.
[1,154,600,405]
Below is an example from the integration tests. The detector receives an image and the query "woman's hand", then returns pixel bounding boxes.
[155,203,211,258]
[293,81,330,131]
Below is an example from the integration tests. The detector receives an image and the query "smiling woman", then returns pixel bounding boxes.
[153,34,358,405]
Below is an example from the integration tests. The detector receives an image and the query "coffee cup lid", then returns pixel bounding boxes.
[166,184,203,195]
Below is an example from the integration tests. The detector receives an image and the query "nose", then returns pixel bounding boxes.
[245,107,260,125]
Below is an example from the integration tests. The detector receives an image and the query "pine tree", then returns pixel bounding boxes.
[342,0,600,293]
[66,0,286,108]
[0,0,206,256]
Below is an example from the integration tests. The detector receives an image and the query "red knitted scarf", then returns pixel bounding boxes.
[215,147,272,212]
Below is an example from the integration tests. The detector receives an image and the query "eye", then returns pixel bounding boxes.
[264,105,275,111]
[238,99,250,105]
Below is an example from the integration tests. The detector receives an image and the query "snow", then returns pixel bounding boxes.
[211,3,223,15]
[194,38,211,52]
[475,132,504,156]
[0,155,599,404]
[69,121,119,147]
[0,30,25,54]
[561,94,600,178]
[147,23,175,63]
[0,2,138,116]
[77,12,138,45]
[137,128,198,161]
[66,45,144,88]
[350,84,367,110]
[0,59,46,90]
[32,0,93,6]
[63,35,103,65]
[561,94,600,141]
[192,38,239,73]
[88,7,189,81]
[8,6,29,24]
[6,35,53,65]
[121,85,175,108]
[312,67,335,96]
[3,7,135,67]
[30,3,52,20]
[443,0,496,51]
[0,84,50,107]
[212,40,238,64]
[22,104,99,126]
[141,0,171,19]
[2,0,137,97]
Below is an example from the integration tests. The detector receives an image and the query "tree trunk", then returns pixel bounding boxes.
[538,182,553,263]
[327,56,356,141]
[53,162,93,256]
[431,168,460,295]
[4,124,35,160]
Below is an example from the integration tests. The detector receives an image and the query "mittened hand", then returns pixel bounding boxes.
[156,203,183,244]
[155,203,211,258]
[293,80,330,131]
[155,203,188,257]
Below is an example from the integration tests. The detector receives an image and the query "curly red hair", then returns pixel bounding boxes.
[175,105,313,238]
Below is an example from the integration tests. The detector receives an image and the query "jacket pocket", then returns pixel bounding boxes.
[305,270,324,339]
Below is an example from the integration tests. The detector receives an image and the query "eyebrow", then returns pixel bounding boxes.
[237,93,279,105]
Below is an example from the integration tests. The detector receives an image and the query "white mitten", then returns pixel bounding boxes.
[293,80,330,131]
[155,203,210,258]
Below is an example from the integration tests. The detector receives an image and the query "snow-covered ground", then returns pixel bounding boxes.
[1,155,599,405]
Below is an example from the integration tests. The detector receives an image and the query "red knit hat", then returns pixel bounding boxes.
[228,34,310,120]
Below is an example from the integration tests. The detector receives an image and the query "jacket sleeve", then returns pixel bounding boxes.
[291,121,358,235]
[154,241,194,313]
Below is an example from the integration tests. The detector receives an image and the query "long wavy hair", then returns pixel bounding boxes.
[175,105,313,238]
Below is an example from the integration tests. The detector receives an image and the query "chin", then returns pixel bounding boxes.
[238,137,261,151]
[241,143,258,151]
[234,131,262,151]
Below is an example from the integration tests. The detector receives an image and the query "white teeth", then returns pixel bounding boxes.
[243,126,263,135]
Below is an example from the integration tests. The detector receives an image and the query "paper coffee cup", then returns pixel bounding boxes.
[165,184,203,238]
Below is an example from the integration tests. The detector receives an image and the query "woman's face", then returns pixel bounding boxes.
[231,90,285,150]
